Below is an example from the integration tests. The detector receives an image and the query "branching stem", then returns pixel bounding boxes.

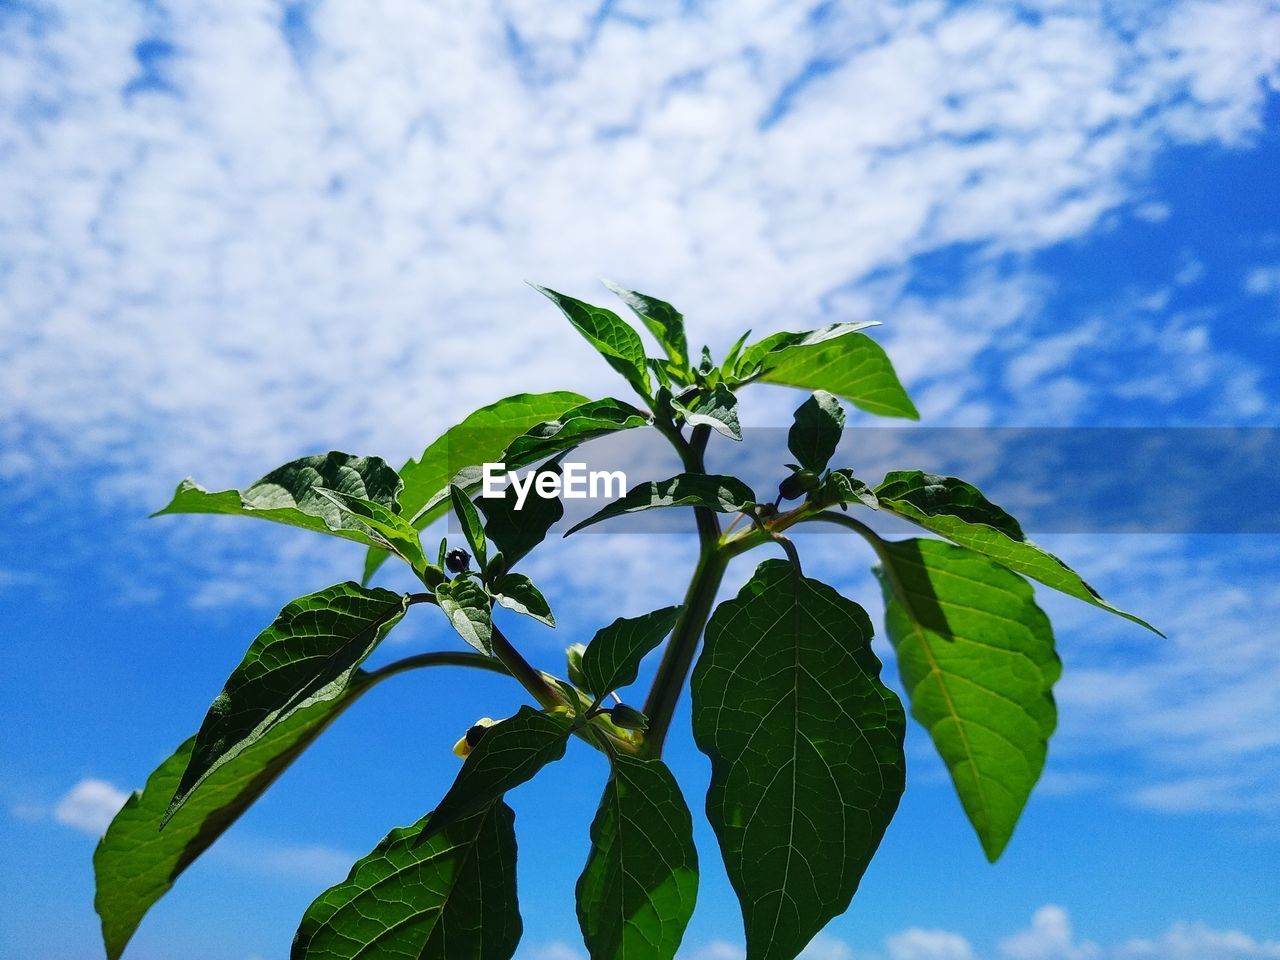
[643,420,728,758]
[491,624,565,710]
[362,650,510,684]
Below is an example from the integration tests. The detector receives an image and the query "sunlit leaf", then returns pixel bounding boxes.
[692,559,905,960]
[293,803,521,960]
[165,583,409,822]
[491,572,555,627]
[156,452,402,547]
[579,605,682,698]
[673,383,742,440]
[755,331,918,420]
[534,285,651,396]
[436,577,494,655]
[365,391,587,582]
[577,756,698,960]
[566,474,755,535]
[478,462,564,566]
[423,706,573,839]
[450,484,488,570]
[314,487,437,581]
[787,391,844,473]
[875,471,1160,633]
[604,281,691,375]
[875,538,1060,861]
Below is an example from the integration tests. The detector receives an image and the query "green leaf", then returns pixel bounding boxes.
[673,382,742,440]
[450,484,488,570]
[534,285,651,396]
[566,474,755,535]
[292,802,522,960]
[491,572,555,627]
[165,583,409,822]
[497,397,652,475]
[423,706,573,839]
[579,606,682,698]
[314,488,437,582]
[96,695,359,960]
[874,538,1059,861]
[692,559,905,960]
[155,452,403,547]
[436,577,494,655]
[365,391,587,582]
[823,469,879,510]
[477,462,564,566]
[96,653,511,960]
[788,391,845,473]
[733,321,880,378]
[604,281,691,374]
[722,329,752,372]
[753,331,919,420]
[697,345,715,376]
[875,471,1160,633]
[577,756,698,960]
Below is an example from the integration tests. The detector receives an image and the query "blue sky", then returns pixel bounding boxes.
[2,1,1280,959]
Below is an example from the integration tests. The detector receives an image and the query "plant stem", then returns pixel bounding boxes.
[362,650,511,684]
[641,540,729,757]
[409,588,563,709]
[643,420,726,758]
[490,624,565,710]
[799,511,885,552]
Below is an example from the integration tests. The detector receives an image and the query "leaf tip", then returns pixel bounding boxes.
[1138,616,1167,639]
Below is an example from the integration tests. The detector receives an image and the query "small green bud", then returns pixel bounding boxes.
[566,643,588,690]
[778,469,821,501]
[606,704,649,731]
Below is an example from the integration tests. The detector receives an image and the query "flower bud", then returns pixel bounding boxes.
[606,704,649,731]
[566,643,588,690]
[451,716,496,758]
[444,548,471,574]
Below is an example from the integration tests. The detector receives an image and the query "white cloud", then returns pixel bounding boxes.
[1000,907,1100,960]
[2,0,1278,842]
[1244,264,1280,295]
[801,934,859,960]
[1115,922,1280,960]
[683,941,746,960]
[887,928,975,960]
[1131,201,1171,223]
[253,842,358,884]
[684,907,1280,960]
[212,835,359,885]
[3,0,1278,523]
[1029,534,1280,816]
[994,908,1280,960]
[522,942,586,960]
[52,778,129,835]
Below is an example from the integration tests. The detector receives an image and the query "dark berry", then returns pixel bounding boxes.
[445,548,471,573]
[465,723,489,748]
[778,469,821,501]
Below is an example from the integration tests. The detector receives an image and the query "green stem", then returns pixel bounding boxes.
[490,624,565,711]
[643,420,727,758]
[362,650,511,684]
[641,542,729,757]
[800,511,885,554]
[406,591,561,708]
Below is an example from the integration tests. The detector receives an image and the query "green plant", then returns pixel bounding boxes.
[94,283,1158,960]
